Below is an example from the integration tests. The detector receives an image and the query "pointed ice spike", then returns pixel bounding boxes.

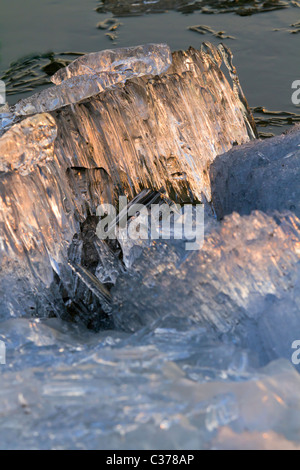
[217,43,258,138]
[112,189,162,232]
[68,260,112,304]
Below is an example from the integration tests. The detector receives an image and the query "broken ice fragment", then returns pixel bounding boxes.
[51,44,172,85]
[14,72,129,116]
[97,18,122,30]
[0,113,57,175]
[68,260,112,305]
[13,44,172,117]
[52,43,255,204]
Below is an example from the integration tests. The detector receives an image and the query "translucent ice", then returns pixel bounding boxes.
[0,113,57,175]
[52,43,255,204]
[51,44,172,85]
[0,103,16,137]
[0,42,300,449]
[14,73,130,115]
[13,44,172,116]
[1,317,300,449]
[210,124,300,219]
[7,43,255,206]
[112,210,300,364]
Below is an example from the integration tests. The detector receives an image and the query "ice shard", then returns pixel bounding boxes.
[12,44,172,117]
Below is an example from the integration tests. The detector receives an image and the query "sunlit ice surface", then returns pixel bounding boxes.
[0,41,299,450]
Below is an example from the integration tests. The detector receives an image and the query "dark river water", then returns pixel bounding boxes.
[0,0,299,136]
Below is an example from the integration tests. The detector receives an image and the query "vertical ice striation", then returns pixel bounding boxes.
[0,43,255,322]
[0,114,57,175]
[53,43,255,204]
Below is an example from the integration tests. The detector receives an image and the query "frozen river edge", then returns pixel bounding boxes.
[0,43,300,450]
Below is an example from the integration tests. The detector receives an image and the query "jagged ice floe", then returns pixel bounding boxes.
[0,43,300,450]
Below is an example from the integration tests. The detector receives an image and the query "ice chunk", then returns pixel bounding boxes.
[0,113,57,175]
[13,44,172,116]
[3,44,255,204]
[210,125,300,219]
[53,43,255,204]
[14,72,135,116]
[0,43,254,322]
[1,315,300,448]
[0,103,17,137]
[112,210,300,363]
[68,260,112,305]
[51,44,172,85]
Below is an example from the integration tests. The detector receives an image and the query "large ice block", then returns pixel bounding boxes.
[0,43,254,322]
[4,43,255,203]
[52,43,255,204]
